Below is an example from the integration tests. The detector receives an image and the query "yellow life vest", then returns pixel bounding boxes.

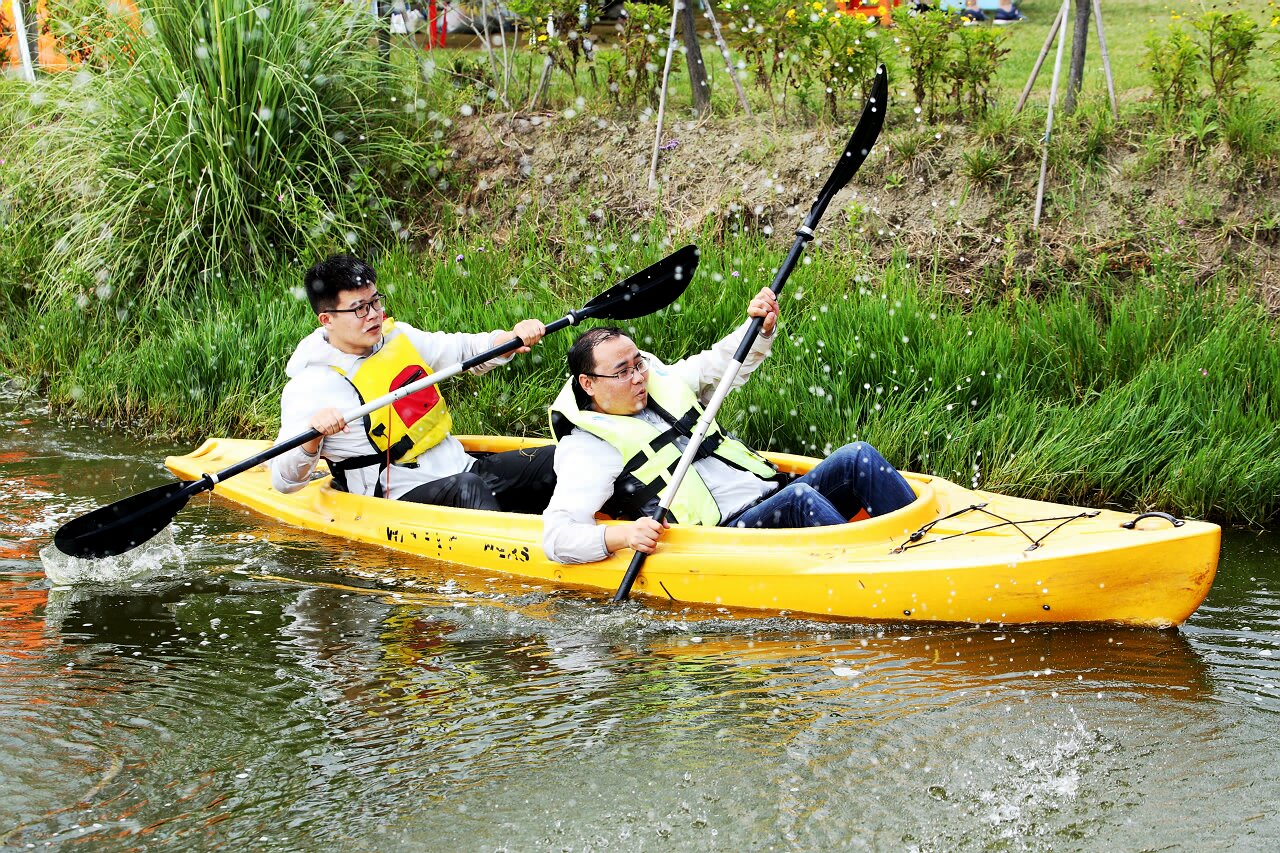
[549,353,777,525]
[331,319,452,482]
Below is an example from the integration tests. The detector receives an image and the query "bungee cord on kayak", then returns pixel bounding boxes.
[892,505,1103,554]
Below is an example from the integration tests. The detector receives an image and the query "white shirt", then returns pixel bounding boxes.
[270,321,513,500]
[542,321,777,564]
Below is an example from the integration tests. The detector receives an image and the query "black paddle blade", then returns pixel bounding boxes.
[579,244,699,321]
[53,481,196,560]
[807,65,889,227]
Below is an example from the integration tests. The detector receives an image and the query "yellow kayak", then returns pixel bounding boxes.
[165,437,1220,627]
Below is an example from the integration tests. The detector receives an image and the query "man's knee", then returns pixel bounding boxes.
[834,441,889,473]
[787,482,823,514]
[453,472,500,511]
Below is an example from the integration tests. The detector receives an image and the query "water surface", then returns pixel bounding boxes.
[1,394,1277,851]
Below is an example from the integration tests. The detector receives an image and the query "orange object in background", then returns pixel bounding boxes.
[835,0,901,25]
[1,1,22,68]
[0,0,138,73]
[37,0,72,71]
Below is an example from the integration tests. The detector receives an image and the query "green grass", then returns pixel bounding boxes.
[407,0,1280,120]
[2,3,1278,527]
[3,0,449,303]
[2,218,1275,525]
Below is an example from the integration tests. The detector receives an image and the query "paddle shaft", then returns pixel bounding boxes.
[186,314,582,498]
[611,235,811,602]
[184,239,703,499]
[611,67,887,602]
[53,243,701,560]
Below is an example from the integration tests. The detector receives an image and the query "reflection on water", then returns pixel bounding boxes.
[2,392,1280,850]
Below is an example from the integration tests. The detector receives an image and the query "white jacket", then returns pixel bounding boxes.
[270,321,513,500]
[542,321,777,564]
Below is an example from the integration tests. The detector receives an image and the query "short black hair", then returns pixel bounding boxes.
[567,326,627,409]
[303,254,377,314]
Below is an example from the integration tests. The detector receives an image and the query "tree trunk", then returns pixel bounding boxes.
[375,0,391,62]
[680,1,711,118]
[532,56,554,110]
[1063,0,1090,115]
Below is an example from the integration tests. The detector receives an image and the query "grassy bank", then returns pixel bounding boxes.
[2,223,1276,526]
[1,1,1278,528]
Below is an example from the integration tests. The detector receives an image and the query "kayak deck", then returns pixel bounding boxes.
[165,437,1220,627]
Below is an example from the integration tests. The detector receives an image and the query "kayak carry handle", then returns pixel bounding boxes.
[1121,512,1185,529]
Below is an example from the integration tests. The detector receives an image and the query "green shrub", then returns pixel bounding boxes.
[1144,23,1200,114]
[783,4,888,120]
[607,2,671,109]
[947,23,1009,118]
[34,0,447,302]
[509,0,600,103]
[1193,9,1260,101]
[720,1,792,104]
[895,9,956,122]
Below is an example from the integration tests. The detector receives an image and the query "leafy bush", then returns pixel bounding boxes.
[509,0,600,102]
[606,2,671,108]
[31,0,447,302]
[1193,9,1260,101]
[895,9,957,122]
[784,2,888,120]
[948,22,1008,117]
[720,0,792,103]
[1144,23,1200,114]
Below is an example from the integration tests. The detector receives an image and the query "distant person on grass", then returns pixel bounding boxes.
[271,254,556,512]
[960,0,987,22]
[540,289,917,564]
[993,0,1026,22]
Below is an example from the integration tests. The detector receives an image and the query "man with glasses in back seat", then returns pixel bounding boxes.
[541,288,917,564]
[270,254,556,512]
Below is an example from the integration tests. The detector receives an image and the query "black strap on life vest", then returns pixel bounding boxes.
[646,400,776,479]
[647,400,722,461]
[329,452,388,499]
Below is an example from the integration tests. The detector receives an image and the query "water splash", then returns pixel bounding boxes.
[39,527,185,586]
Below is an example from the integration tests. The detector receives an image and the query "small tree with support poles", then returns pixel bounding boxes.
[1015,0,1117,230]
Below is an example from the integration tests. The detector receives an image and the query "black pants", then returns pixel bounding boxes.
[400,444,556,514]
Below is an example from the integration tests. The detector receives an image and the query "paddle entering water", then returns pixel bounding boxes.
[612,67,889,603]
[54,245,700,560]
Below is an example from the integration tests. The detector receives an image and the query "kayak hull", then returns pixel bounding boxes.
[165,437,1220,627]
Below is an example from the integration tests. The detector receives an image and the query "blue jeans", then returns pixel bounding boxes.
[724,442,915,529]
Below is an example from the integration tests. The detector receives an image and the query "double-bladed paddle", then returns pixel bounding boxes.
[612,66,889,603]
[54,245,700,560]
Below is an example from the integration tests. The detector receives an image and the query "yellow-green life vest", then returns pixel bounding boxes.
[329,319,452,493]
[549,353,777,525]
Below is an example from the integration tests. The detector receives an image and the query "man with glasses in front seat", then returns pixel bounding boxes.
[542,288,916,564]
[271,254,556,512]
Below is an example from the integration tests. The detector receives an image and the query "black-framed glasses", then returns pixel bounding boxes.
[327,293,385,319]
[585,356,649,382]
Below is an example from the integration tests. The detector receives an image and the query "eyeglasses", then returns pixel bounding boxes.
[585,356,649,382]
[327,293,385,319]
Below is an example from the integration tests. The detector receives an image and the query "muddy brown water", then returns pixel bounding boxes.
[1,393,1277,851]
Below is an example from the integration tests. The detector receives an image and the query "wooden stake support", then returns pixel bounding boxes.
[703,0,752,116]
[1033,0,1070,230]
[1019,0,1118,229]
[648,0,682,190]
